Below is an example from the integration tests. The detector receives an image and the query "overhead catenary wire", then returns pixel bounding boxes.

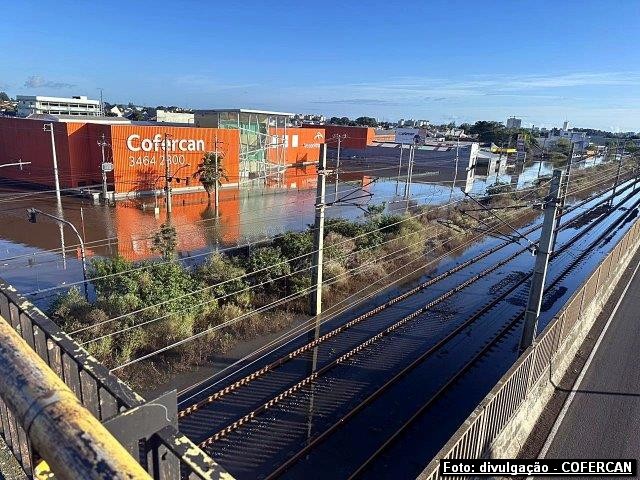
[176,189,567,401]
[109,205,536,371]
[114,187,617,375]
[100,174,640,355]
[16,186,539,295]
[66,186,546,321]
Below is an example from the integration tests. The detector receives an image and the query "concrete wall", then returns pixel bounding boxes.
[488,226,639,459]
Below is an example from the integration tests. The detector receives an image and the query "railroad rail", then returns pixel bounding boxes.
[178,177,636,419]
[345,190,640,480]
[176,180,639,478]
[188,183,639,452]
[262,189,640,480]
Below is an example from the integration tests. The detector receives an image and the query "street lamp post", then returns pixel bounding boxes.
[27,208,89,299]
[43,123,62,204]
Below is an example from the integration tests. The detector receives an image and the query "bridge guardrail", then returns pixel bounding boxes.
[418,217,640,479]
[0,279,231,480]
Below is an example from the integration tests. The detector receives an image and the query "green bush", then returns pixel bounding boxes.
[90,256,138,298]
[273,231,313,267]
[196,254,252,306]
[244,246,291,293]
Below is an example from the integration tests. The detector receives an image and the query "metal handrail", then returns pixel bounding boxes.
[0,278,232,479]
[0,314,151,480]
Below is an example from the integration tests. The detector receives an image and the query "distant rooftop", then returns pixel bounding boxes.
[26,114,131,124]
[195,108,294,117]
[17,95,99,104]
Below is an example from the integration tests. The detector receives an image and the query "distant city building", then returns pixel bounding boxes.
[109,105,124,117]
[506,116,522,129]
[16,95,100,117]
[536,129,590,152]
[562,120,570,130]
[156,109,194,124]
[292,113,325,125]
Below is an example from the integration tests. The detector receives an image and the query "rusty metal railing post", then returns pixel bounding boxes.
[0,315,151,480]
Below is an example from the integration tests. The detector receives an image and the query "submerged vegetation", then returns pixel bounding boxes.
[47,159,633,389]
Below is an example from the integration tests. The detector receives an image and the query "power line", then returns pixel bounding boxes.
[108,207,535,371]
[21,186,543,296]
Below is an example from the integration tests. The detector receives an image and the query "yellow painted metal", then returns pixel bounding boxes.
[0,315,151,480]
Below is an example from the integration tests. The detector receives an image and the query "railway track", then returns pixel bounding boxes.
[178,178,635,419]
[343,191,640,480]
[179,180,638,478]
[261,191,639,479]
[255,191,640,480]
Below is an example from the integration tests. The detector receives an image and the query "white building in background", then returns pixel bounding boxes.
[109,105,124,117]
[16,95,100,117]
[506,116,522,129]
[536,129,590,152]
[156,109,194,124]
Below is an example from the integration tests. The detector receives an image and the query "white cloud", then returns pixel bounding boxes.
[24,75,76,89]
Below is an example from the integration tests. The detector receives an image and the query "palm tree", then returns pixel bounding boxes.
[194,151,228,215]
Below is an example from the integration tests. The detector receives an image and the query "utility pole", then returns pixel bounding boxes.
[309,143,327,316]
[43,123,61,203]
[164,133,173,216]
[212,136,224,218]
[519,169,564,353]
[332,133,346,198]
[27,208,89,300]
[550,143,575,253]
[395,144,404,195]
[98,88,104,116]
[450,132,461,201]
[404,143,416,200]
[97,134,110,203]
[538,137,547,178]
[611,141,623,200]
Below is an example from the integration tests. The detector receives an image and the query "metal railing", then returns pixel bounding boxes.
[419,218,640,479]
[0,314,151,479]
[0,280,232,480]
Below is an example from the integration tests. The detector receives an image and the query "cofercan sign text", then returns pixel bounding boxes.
[126,134,206,153]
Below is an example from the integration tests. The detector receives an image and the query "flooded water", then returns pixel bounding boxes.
[0,155,611,308]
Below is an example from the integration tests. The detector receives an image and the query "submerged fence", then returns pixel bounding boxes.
[419,217,640,479]
[0,280,231,479]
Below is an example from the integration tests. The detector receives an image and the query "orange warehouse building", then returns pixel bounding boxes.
[0,117,240,195]
[0,117,325,197]
[301,124,374,149]
[109,125,240,195]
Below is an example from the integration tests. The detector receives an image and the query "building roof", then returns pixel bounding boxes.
[17,95,100,104]
[370,141,477,152]
[25,114,131,124]
[195,108,294,117]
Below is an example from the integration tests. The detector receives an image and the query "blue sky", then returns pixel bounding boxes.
[1,0,639,131]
